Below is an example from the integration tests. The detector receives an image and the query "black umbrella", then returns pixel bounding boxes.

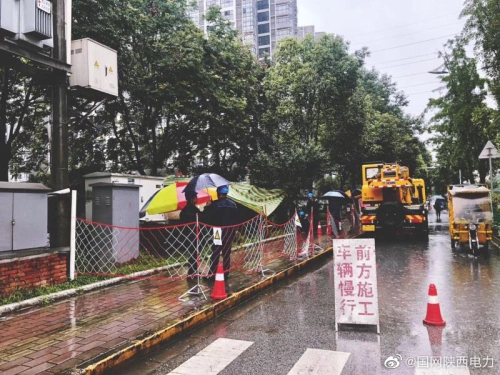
[182,173,231,193]
[322,190,349,199]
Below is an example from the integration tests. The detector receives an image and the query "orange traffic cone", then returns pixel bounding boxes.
[210,264,228,300]
[423,284,446,326]
[316,222,323,236]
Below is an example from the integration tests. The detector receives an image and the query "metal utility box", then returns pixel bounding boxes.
[0,182,51,252]
[0,0,18,36]
[70,38,118,98]
[15,0,53,49]
[91,183,141,265]
[22,0,52,39]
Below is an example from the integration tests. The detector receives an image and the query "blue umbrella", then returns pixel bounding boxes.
[183,173,231,193]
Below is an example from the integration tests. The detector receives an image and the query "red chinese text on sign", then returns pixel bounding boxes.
[334,239,379,332]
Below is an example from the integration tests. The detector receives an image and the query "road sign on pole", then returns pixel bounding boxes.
[479,141,500,160]
[479,141,499,214]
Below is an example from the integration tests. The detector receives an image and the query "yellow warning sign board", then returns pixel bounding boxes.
[94,61,99,68]
[213,228,222,246]
[109,66,114,73]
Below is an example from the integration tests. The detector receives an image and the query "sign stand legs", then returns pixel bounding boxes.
[257,215,275,277]
[179,214,209,301]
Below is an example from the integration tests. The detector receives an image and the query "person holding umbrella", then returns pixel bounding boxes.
[203,185,239,280]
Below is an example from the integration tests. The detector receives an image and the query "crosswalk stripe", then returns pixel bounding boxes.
[167,338,253,375]
[415,367,471,375]
[287,348,350,375]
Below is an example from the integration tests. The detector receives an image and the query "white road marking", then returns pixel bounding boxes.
[415,366,471,375]
[167,338,253,375]
[287,348,350,375]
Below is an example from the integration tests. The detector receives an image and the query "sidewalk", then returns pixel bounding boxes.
[0,232,348,375]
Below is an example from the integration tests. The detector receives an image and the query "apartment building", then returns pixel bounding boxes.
[298,25,326,40]
[189,0,298,59]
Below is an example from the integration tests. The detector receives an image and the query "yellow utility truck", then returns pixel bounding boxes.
[360,162,428,238]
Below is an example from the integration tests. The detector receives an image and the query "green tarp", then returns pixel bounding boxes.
[162,176,285,216]
[227,183,285,216]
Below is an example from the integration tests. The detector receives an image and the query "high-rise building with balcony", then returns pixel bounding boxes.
[188,0,298,59]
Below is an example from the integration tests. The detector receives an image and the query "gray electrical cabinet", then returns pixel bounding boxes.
[90,183,141,266]
[0,0,53,49]
[0,0,18,36]
[0,182,51,252]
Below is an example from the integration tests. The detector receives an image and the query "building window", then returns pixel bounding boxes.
[258,23,270,34]
[258,35,270,46]
[221,0,233,7]
[259,47,270,57]
[276,3,290,16]
[276,28,291,37]
[206,0,219,7]
[257,0,269,10]
[276,16,290,27]
[257,11,269,22]
[224,10,234,20]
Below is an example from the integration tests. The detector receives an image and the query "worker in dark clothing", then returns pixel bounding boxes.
[179,190,201,278]
[328,199,343,231]
[298,210,310,238]
[434,199,444,221]
[203,185,239,280]
[306,192,320,236]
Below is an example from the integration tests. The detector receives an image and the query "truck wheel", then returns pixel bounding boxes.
[451,238,456,250]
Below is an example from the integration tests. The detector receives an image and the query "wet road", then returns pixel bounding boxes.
[117,211,500,374]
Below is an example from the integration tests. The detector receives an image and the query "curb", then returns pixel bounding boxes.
[80,247,335,375]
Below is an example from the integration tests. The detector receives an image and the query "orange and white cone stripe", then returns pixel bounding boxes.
[423,284,446,326]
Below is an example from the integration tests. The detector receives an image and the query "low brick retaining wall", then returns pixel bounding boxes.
[0,250,68,296]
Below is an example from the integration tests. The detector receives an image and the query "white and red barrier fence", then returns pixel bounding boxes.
[75,213,302,280]
[73,204,359,284]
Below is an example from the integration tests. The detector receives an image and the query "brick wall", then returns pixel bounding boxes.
[0,252,68,296]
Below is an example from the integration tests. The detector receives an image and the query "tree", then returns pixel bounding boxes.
[253,34,364,194]
[462,0,500,105]
[426,40,493,184]
[0,66,50,182]
[72,0,206,175]
[178,7,264,180]
[71,1,262,179]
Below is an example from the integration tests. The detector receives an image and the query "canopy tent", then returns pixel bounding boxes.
[221,183,285,216]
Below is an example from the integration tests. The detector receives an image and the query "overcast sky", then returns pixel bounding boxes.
[297,0,467,117]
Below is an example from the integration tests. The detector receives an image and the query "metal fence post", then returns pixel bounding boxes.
[69,189,77,280]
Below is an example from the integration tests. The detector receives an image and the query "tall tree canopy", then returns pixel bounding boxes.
[426,40,494,187]
[462,0,500,106]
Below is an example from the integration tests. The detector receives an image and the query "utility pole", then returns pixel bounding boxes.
[50,0,70,247]
[0,68,8,181]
